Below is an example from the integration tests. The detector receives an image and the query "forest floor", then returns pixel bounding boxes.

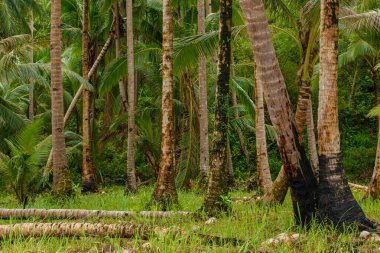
[0,186,379,252]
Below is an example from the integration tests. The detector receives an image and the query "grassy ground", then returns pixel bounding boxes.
[0,186,379,252]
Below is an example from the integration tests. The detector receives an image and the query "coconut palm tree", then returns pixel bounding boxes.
[151,0,178,208]
[204,0,232,216]
[125,0,138,193]
[81,0,97,193]
[317,0,374,229]
[198,0,209,182]
[50,0,72,196]
[240,0,318,225]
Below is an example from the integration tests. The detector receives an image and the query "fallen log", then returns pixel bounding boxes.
[0,209,191,220]
[0,222,149,239]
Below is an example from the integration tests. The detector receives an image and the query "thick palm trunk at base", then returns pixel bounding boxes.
[204,0,232,216]
[151,0,178,209]
[318,0,373,230]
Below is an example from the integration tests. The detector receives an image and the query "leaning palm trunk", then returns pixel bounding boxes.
[50,0,72,196]
[369,118,380,200]
[125,0,138,193]
[318,0,373,229]
[81,0,97,193]
[369,70,380,199]
[198,0,210,181]
[306,99,319,176]
[0,209,191,220]
[240,0,318,225]
[45,33,114,170]
[0,223,150,239]
[151,0,178,209]
[204,0,232,216]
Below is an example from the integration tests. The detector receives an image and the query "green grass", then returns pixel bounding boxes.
[0,186,379,252]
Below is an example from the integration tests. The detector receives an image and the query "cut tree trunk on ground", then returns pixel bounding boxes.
[0,209,191,220]
[0,223,150,239]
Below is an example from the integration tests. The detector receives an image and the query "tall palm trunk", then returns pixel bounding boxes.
[198,0,210,181]
[206,0,212,15]
[204,0,232,216]
[51,0,72,196]
[255,67,272,196]
[240,0,317,225]
[113,4,128,113]
[318,0,373,229]
[125,0,138,193]
[28,11,34,121]
[81,0,97,193]
[151,0,178,209]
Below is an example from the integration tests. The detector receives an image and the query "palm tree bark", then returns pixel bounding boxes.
[254,67,272,196]
[226,136,235,187]
[318,0,373,230]
[81,0,97,193]
[240,0,317,226]
[306,99,319,176]
[50,0,72,196]
[151,0,178,209]
[113,3,128,113]
[125,0,138,193]
[206,0,212,15]
[45,33,114,169]
[0,209,191,220]
[204,0,232,216]
[0,223,150,239]
[369,118,380,199]
[198,0,210,181]
[28,11,34,121]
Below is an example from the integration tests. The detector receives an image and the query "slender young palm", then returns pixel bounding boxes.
[50,0,72,196]
[28,11,34,121]
[318,0,373,229]
[198,0,210,181]
[255,68,272,196]
[240,0,317,225]
[204,0,232,216]
[151,0,178,208]
[125,0,138,193]
[81,0,97,193]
